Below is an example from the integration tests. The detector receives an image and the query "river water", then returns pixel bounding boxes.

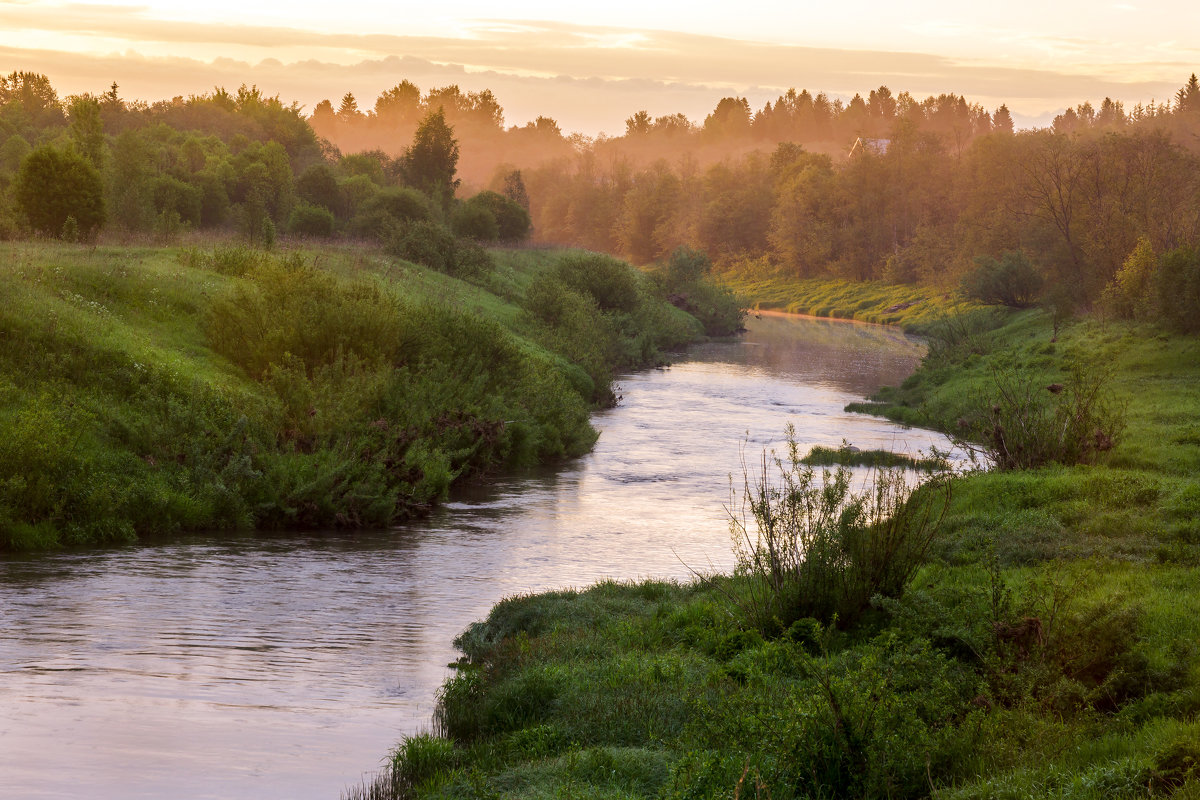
[0,314,955,799]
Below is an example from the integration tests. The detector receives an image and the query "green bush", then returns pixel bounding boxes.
[359,187,430,225]
[1101,237,1157,320]
[295,163,343,215]
[286,202,335,238]
[553,252,642,313]
[962,251,1044,308]
[204,253,406,378]
[954,360,1126,470]
[656,247,746,336]
[466,190,531,241]
[728,425,951,630]
[383,220,458,272]
[450,201,499,241]
[1154,245,1200,334]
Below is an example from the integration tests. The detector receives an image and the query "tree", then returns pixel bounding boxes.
[14,145,106,237]
[402,108,460,208]
[374,81,421,125]
[68,96,104,168]
[502,169,530,210]
[337,92,362,123]
[296,163,343,215]
[625,110,652,137]
[993,104,1014,134]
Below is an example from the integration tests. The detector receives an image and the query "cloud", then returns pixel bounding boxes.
[0,6,1190,134]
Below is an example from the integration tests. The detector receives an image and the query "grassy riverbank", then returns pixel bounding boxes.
[368,302,1200,799]
[720,271,973,328]
[0,240,724,550]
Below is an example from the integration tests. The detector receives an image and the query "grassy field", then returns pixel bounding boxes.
[0,240,714,550]
[719,270,974,328]
[362,302,1200,799]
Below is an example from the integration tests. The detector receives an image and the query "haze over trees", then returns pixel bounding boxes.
[2,70,1200,321]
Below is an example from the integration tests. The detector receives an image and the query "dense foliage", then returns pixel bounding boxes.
[0,243,714,550]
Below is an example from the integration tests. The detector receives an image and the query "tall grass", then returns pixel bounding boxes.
[727,426,951,630]
[0,240,706,549]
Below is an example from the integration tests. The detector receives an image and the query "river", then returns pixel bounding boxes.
[0,314,956,799]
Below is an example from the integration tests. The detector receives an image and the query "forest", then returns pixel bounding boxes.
[3,71,1200,323]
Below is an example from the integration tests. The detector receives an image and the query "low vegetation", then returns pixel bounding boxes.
[0,240,731,550]
[356,298,1200,799]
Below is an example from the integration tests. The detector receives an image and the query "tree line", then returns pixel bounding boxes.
[0,72,530,251]
[3,69,1199,319]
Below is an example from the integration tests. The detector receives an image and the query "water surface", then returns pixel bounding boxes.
[0,314,954,799]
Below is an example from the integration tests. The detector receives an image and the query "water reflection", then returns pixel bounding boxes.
[0,314,952,799]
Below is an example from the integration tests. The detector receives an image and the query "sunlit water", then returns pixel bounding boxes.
[0,314,956,799]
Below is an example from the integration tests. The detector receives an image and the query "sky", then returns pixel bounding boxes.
[1,0,1197,134]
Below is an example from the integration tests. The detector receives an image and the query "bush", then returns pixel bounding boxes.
[727,425,951,630]
[449,201,499,241]
[286,202,335,238]
[204,252,406,378]
[962,251,1044,308]
[383,220,458,272]
[953,360,1126,470]
[14,145,106,237]
[383,220,494,280]
[360,187,430,225]
[1101,237,1157,320]
[1154,245,1200,334]
[466,190,531,241]
[553,252,642,313]
[295,163,343,215]
[657,247,746,336]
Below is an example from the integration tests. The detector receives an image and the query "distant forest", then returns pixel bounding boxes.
[3,70,1200,309]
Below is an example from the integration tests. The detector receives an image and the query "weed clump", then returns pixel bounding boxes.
[727,425,951,631]
[954,361,1126,470]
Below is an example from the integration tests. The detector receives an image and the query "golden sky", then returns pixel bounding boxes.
[2,1,1197,133]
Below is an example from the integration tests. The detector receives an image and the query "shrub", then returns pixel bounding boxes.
[204,252,406,378]
[360,187,430,225]
[1154,245,1200,334]
[657,247,746,336]
[295,163,343,215]
[962,251,1043,308]
[553,252,642,313]
[449,201,499,241]
[286,202,335,238]
[727,425,951,630]
[953,360,1126,470]
[14,145,106,237]
[383,220,457,272]
[1101,236,1157,320]
[467,190,531,241]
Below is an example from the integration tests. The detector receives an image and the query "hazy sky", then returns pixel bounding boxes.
[2,0,1197,133]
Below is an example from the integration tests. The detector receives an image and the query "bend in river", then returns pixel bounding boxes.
[0,314,956,800]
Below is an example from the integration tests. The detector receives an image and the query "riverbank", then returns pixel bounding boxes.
[370,306,1200,798]
[718,271,973,329]
[0,241,724,550]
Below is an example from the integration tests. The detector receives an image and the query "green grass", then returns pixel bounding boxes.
[0,239,714,549]
[719,271,975,328]
[799,444,950,472]
[364,303,1200,800]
